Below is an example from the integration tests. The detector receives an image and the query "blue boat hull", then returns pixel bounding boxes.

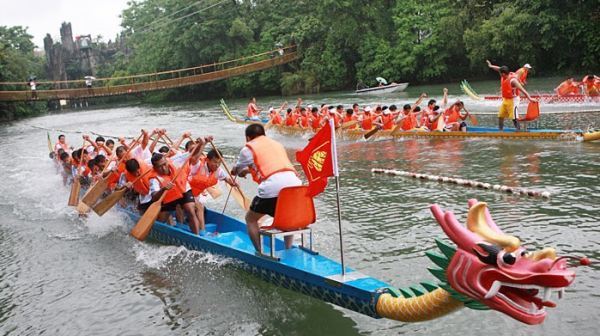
[122,207,390,318]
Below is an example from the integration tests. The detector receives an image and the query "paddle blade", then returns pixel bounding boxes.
[206,185,222,199]
[341,120,358,129]
[81,178,109,207]
[227,184,251,211]
[68,178,81,206]
[76,201,90,214]
[93,188,127,216]
[130,195,164,241]
[469,114,479,126]
[265,120,273,130]
[364,127,380,139]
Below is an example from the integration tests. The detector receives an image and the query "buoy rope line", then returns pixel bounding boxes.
[371,168,551,198]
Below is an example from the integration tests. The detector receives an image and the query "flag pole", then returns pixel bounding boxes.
[330,119,346,276]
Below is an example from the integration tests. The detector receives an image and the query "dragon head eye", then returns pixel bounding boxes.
[502,252,517,265]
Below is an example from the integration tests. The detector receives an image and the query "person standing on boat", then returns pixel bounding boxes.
[247,97,262,121]
[54,134,72,154]
[514,63,532,101]
[486,60,536,131]
[231,124,301,251]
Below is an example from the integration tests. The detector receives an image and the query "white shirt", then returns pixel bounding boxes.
[235,146,301,198]
[118,173,152,204]
[189,160,228,181]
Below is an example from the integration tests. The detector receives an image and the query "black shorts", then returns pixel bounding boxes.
[161,190,195,212]
[250,196,278,217]
[138,201,152,213]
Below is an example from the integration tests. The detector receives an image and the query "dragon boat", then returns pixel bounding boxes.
[113,198,578,325]
[355,82,409,94]
[220,99,600,142]
[460,80,600,104]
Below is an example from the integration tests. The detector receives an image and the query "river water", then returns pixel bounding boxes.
[0,78,599,335]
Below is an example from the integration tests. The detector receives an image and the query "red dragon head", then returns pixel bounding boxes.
[429,199,578,325]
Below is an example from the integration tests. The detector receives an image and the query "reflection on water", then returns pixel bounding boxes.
[0,84,598,335]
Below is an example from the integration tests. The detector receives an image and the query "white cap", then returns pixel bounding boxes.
[364,106,372,112]
[523,64,532,69]
[382,109,390,115]
[307,104,313,109]
[268,107,274,112]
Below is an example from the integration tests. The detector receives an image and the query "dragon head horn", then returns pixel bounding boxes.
[466,201,520,252]
[430,204,480,250]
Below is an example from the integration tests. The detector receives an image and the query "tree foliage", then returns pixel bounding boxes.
[0,26,46,119]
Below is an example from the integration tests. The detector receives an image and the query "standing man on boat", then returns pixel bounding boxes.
[247,97,262,121]
[231,124,301,251]
[486,60,537,131]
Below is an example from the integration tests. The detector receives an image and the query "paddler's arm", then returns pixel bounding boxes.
[412,92,427,110]
[140,129,150,150]
[100,143,113,156]
[148,129,161,153]
[173,131,191,153]
[231,147,253,178]
[486,60,500,72]
[149,178,173,203]
[83,134,99,153]
[511,79,538,103]
[442,88,448,108]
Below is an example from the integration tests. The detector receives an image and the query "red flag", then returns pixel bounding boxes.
[295,120,334,196]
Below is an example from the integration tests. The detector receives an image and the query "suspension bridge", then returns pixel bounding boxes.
[0,46,298,102]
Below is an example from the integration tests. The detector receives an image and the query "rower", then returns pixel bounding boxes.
[555,78,580,97]
[310,107,322,130]
[189,145,237,233]
[148,153,200,234]
[360,106,374,130]
[486,61,537,131]
[231,124,301,251]
[582,75,599,96]
[443,101,470,131]
[118,158,153,213]
[247,97,262,121]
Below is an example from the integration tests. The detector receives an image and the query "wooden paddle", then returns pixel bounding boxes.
[363,126,381,140]
[208,141,251,211]
[130,154,191,241]
[93,168,152,216]
[341,120,358,129]
[68,139,87,206]
[463,107,478,126]
[81,134,143,207]
[47,132,53,153]
[206,185,222,199]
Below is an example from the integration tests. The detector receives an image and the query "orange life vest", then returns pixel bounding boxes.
[400,113,417,131]
[271,113,283,125]
[285,114,297,127]
[245,136,296,184]
[361,113,373,130]
[124,160,151,195]
[149,161,189,204]
[247,103,259,118]
[515,68,528,96]
[501,73,517,99]
[584,79,599,96]
[106,161,125,190]
[300,115,310,128]
[311,114,322,129]
[444,107,461,123]
[188,158,218,197]
[382,114,395,130]
[556,81,579,96]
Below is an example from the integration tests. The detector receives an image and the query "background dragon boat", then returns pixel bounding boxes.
[220,99,600,142]
[460,80,600,104]
[114,199,578,325]
[355,82,409,95]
